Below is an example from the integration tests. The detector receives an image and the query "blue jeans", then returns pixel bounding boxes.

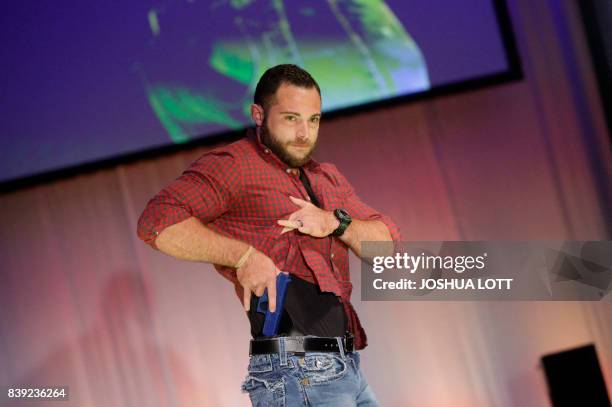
[240,344,379,406]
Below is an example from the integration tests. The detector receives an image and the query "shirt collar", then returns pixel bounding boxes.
[247,127,321,173]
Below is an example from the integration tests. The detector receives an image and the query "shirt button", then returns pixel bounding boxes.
[331,253,335,258]
[286,168,291,173]
[264,148,270,154]
[154,231,159,236]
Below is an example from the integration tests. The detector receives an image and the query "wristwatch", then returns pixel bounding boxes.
[332,208,352,236]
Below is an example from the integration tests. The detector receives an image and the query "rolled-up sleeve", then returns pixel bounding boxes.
[324,164,402,244]
[136,150,242,250]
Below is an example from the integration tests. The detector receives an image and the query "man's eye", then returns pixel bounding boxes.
[310,117,320,124]
[285,116,297,122]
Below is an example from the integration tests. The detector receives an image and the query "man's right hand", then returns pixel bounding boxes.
[236,249,281,313]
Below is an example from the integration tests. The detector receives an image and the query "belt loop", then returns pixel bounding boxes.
[279,337,287,366]
[336,337,346,360]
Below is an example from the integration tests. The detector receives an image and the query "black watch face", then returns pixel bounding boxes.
[336,209,350,220]
[333,208,351,236]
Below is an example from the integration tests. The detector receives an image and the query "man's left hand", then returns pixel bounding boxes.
[277,196,340,237]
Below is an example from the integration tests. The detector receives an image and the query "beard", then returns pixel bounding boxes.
[260,121,317,168]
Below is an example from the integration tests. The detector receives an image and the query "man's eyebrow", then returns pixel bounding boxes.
[279,111,321,117]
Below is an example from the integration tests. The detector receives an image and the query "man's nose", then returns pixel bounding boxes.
[296,120,309,141]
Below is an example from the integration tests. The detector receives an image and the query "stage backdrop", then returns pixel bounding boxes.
[1,0,514,185]
[1,0,611,405]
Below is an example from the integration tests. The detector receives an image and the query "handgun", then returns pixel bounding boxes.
[257,272,292,336]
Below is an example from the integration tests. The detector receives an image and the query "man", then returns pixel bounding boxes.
[137,64,400,406]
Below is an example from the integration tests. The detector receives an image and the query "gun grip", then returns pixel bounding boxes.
[256,272,291,336]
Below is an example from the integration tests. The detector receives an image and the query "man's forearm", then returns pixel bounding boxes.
[338,218,392,258]
[154,216,250,267]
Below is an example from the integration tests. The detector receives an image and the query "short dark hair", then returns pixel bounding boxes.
[254,64,321,111]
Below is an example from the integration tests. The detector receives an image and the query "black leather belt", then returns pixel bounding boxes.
[250,332,354,355]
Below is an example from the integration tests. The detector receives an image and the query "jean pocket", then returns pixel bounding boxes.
[241,374,286,406]
[247,354,274,373]
[300,353,348,385]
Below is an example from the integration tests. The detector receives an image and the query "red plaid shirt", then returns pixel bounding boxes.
[137,129,401,350]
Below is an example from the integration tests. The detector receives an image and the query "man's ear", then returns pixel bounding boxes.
[250,104,264,126]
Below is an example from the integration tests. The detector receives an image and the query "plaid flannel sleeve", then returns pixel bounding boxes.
[325,163,402,244]
[136,150,242,250]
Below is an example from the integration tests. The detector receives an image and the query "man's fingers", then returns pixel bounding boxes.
[277,207,308,234]
[267,276,277,313]
[267,270,284,314]
[280,226,294,234]
[243,287,252,312]
[287,212,299,221]
[277,219,301,230]
[289,195,309,207]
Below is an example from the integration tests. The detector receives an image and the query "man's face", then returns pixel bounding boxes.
[257,83,322,168]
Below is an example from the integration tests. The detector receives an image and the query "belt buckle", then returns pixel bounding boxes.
[291,336,306,356]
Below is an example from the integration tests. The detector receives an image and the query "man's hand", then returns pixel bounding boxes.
[277,196,340,237]
[236,248,281,312]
